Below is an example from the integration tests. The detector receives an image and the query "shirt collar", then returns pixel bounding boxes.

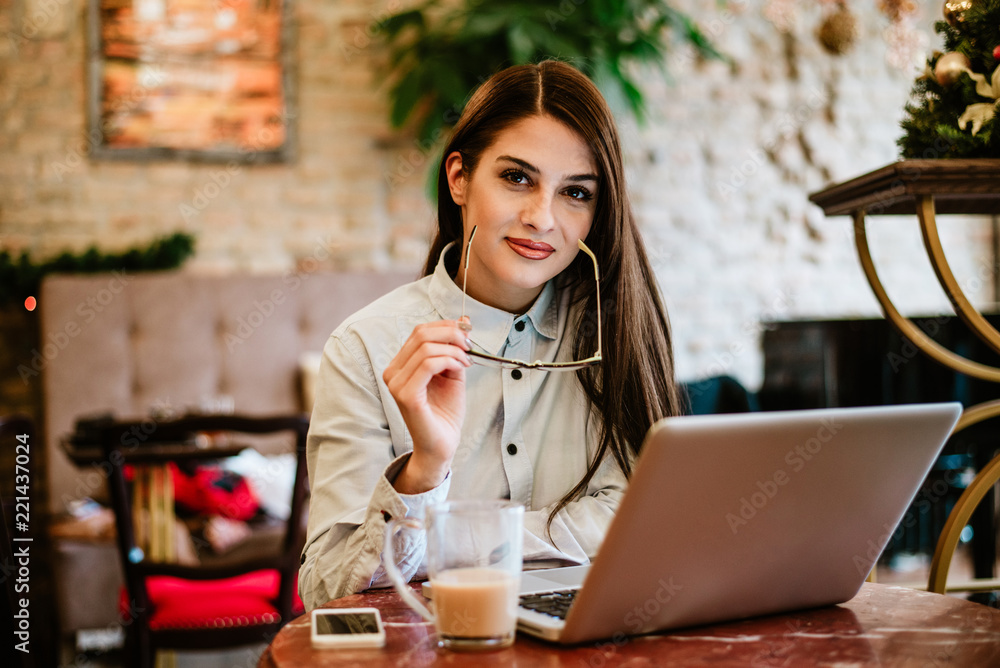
[428,242,559,354]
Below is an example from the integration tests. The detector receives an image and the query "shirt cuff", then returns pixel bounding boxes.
[377,452,451,521]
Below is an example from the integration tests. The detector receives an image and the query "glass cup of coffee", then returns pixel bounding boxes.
[383,499,524,650]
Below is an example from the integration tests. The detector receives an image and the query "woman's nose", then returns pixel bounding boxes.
[520,190,556,231]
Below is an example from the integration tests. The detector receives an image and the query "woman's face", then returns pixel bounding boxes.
[446,114,598,314]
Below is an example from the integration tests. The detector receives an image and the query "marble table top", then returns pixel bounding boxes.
[260,582,1000,667]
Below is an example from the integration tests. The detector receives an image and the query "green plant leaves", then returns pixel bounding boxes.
[375,0,723,150]
[0,233,196,307]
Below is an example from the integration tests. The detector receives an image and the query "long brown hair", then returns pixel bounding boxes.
[424,60,682,535]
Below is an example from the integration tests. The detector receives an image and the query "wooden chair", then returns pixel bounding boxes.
[96,414,309,668]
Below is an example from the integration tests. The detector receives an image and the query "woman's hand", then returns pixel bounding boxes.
[383,320,472,494]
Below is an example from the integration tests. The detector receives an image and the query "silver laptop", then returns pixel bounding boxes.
[514,402,962,643]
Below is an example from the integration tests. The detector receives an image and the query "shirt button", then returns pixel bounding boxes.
[514,320,525,332]
[511,369,522,380]
[507,443,518,455]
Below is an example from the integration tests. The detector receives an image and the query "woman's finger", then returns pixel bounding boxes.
[385,341,469,397]
[395,320,470,359]
[385,321,470,381]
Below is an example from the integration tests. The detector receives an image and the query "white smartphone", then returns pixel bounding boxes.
[310,608,386,649]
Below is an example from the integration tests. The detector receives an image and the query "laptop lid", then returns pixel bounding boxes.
[522,402,962,644]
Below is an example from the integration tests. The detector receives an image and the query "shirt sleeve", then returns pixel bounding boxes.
[521,444,629,565]
[298,332,450,610]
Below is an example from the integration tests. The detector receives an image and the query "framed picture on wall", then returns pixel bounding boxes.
[87,0,296,163]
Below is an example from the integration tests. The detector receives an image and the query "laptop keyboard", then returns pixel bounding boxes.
[519,589,578,620]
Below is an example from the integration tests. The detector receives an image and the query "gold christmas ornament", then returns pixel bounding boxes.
[942,1,974,27]
[817,3,860,55]
[934,51,972,85]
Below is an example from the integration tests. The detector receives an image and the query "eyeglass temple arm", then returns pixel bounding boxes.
[577,239,601,358]
[461,226,478,323]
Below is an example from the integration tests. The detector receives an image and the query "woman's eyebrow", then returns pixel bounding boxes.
[496,155,598,183]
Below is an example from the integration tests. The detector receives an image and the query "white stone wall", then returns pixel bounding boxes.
[0,0,994,391]
[628,0,995,387]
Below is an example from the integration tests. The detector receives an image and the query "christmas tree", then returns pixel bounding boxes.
[898,0,1000,158]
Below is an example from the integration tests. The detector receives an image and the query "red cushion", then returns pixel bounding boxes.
[125,463,261,521]
[169,463,261,521]
[119,570,304,631]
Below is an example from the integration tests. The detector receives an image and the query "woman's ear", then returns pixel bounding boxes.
[445,151,467,206]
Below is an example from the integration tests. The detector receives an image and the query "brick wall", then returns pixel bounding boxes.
[0,0,994,395]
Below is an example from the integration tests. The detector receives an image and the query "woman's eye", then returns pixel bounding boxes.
[501,169,530,185]
[565,187,593,201]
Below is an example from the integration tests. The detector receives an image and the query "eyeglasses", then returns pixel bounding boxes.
[459,225,602,372]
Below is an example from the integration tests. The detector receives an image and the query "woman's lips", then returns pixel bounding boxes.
[506,237,555,260]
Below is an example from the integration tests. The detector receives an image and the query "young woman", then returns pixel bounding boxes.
[299,60,682,609]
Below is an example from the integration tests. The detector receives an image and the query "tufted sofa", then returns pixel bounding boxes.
[40,268,412,634]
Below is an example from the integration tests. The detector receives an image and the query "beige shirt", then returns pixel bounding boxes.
[298,244,628,610]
